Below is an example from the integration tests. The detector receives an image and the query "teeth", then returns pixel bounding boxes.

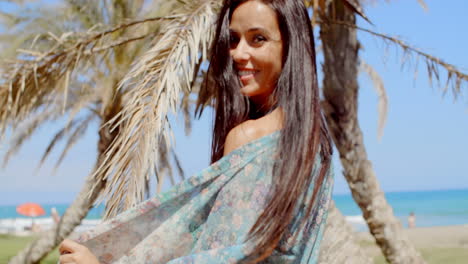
[238,70,257,76]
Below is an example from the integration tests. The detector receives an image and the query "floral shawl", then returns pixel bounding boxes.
[76,131,334,263]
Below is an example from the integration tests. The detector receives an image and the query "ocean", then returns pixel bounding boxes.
[1,189,467,233]
[0,203,104,234]
[334,188,468,231]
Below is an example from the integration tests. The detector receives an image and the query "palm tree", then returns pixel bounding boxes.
[315,0,467,263]
[0,0,196,262]
[1,0,467,263]
[319,1,425,262]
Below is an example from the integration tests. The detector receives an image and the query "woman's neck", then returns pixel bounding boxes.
[249,98,278,119]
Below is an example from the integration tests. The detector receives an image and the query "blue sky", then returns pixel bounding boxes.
[1,0,467,205]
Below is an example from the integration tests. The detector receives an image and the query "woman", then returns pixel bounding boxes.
[59,0,333,263]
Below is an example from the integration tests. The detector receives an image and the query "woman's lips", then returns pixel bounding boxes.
[238,69,258,83]
[240,73,255,82]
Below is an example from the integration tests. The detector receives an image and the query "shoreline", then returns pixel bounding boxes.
[0,218,101,236]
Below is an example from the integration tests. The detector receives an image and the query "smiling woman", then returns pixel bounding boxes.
[58,0,334,263]
[228,1,283,107]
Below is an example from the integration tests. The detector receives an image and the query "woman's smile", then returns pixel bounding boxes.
[238,68,259,83]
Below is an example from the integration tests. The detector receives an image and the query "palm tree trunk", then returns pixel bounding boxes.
[319,201,372,263]
[319,1,425,263]
[9,97,121,264]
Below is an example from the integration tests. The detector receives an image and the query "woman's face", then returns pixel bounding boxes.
[229,0,283,106]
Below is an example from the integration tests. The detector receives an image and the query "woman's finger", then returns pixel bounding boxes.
[58,252,77,263]
[59,239,83,255]
[58,240,100,264]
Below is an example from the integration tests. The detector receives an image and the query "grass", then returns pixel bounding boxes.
[0,234,59,264]
[2,233,467,264]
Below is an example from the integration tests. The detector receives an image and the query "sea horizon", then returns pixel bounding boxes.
[2,187,467,206]
[1,188,467,232]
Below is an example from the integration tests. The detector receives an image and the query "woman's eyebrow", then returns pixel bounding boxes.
[247,27,267,33]
[248,27,274,39]
[229,27,269,34]
[229,27,278,40]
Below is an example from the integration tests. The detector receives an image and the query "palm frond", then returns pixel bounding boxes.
[38,118,81,167]
[171,147,185,180]
[181,59,204,135]
[359,59,388,140]
[2,107,58,166]
[2,88,98,169]
[91,0,220,218]
[54,113,95,170]
[0,14,181,137]
[329,20,468,98]
[416,0,429,12]
[342,0,372,24]
[0,10,25,28]
[64,82,99,126]
[308,0,372,26]
[65,0,104,29]
[181,91,193,136]
[100,132,176,215]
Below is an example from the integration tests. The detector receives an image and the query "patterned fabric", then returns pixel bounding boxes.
[76,131,334,263]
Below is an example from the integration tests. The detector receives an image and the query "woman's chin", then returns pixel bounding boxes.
[240,85,258,97]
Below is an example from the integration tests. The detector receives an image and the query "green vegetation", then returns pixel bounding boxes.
[2,233,467,264]
[0,234,59,264]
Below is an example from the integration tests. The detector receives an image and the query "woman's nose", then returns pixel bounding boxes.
[230,40,250,63]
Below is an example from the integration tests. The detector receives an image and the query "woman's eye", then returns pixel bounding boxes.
[230,35,239,46]
[253,35,267,43]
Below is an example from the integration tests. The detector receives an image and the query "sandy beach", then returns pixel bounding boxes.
[358,224,468,263]
[0,217,101,237]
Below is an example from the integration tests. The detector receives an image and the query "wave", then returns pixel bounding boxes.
[345,215,366,225]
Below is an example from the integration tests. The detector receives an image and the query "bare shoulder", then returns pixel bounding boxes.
[223,120,260,156]
[223,108,284,156]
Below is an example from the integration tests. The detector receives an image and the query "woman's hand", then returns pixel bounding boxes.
[58,239,100,264]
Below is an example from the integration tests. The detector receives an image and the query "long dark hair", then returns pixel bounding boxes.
[197,0,332,261]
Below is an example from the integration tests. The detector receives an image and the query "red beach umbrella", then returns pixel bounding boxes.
[16,203,46,217]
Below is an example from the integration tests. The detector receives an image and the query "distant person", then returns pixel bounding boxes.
[408,211,416,228]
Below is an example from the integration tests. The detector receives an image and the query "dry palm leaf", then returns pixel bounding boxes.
[359,59,388,140]
[308,0,372,26]
[342,0,372,23]
[328,20,468,98]
[2,107,59,166]
[416,0,429,12]
[0,14,180,137]
[90,0,221,218]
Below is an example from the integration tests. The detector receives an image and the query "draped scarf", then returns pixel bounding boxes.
[75,131,334,263]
